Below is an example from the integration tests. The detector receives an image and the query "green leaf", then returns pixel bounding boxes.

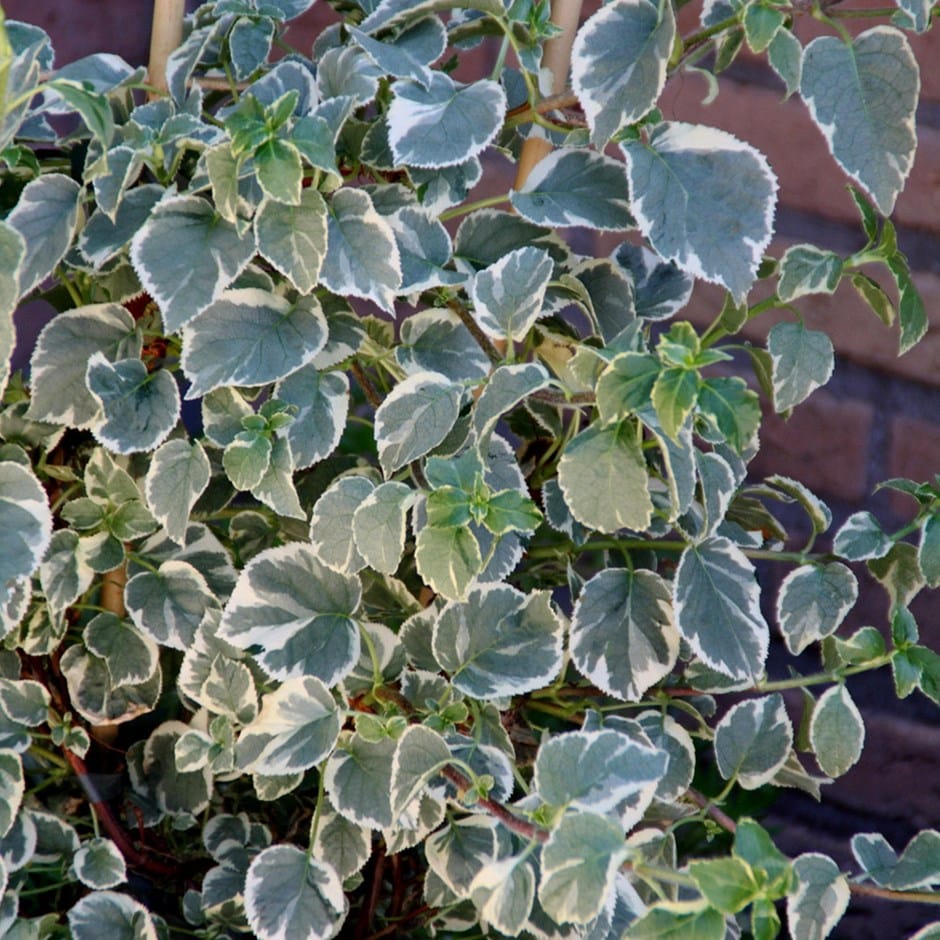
[596,353,661,422]
[425,816,498,897]
[776,562,858,655]
[571,0,676,146]
[788,853,850,940]
[224,430,272,491]
[182,290,327,398]
[510,149,634,230]
[86,355,180,455]
[777,245,843,302]
[614,243,694,321]
[388,72,505,168]
[73,837,127,889]
[0,462,52,606]
[689,856,760,913]
[352,481,413,575]
[40,529,93,626]
[0,222,24,400]
[309,475,375,574]
[622,122,778,299]
[255,137,303,205]
[245,845,347,940]
[767,321,834,411]
[388,206,465,293]
[809,684,864,777]
[535,728,666,812]
[800,27,918,215]
[483,488,542,536]
[27,303,139,428]
[0,677,49,726]
[674,537,769,681]
[236,676,342,775]
[125,560,218,651]
[570,568,678,701]
[313,806,372,880]
[852,830,940,890]
[636,710,695,801]
[144,439,211,547]
[697,376,761,453]
[557,419,653,533]
[896,264,927,355]
[276,367,349,471]
[765,474,832,534]
[60,641,162,725]
[472,362,551,443]
[390,724,450,817]
[68,890,158,940]
[396,309,490,383]
[325,733,396,829]
[255,187,328,294]
[833,511,892,561]
[744,2,785,52]
[0,749,24,838]
[245,432,302,518]
[130,195,256,333]
[348,25,434,87]
[768,28,803,98]
[48,77,115,146]
[651,366,699,440]
[375,371,463,476]
[469,246,553,342]
[433,585,563,698]
[200,656,259,725]
[628,902,726,939]
[869,540,927,616]
[539,811,626,924]
[470,856,536,936]
[414,524,482,601]
[6,172,81,296]
[84,613,159,686]
[714,694,792,788]
[734,817,793,890]
[321,188,400,313]
[219,542,362,684]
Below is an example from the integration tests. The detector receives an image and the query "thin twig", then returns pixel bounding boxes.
[848,882,940,906]
[350,361,383,408]
[447,299,503,365]
[686,787,738,833]
[440,766,548,843]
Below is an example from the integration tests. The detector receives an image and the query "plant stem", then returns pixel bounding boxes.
[849,882,940,905]
[755,656,894,692]
[438,193,511,222]
[440,765,548,843]
[447,299,503,365]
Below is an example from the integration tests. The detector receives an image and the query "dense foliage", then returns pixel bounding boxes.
[0,0,938,936]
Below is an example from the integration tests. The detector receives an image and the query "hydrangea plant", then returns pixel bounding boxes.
[0,0,938,936]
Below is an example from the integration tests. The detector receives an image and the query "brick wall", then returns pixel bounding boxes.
[7,2,939,935]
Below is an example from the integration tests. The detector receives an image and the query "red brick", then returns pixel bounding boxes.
[748,388,874,501]
[888,415,940,514]
[822,712,940,831]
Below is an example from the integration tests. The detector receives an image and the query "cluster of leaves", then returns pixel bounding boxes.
[0,0,938,937]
